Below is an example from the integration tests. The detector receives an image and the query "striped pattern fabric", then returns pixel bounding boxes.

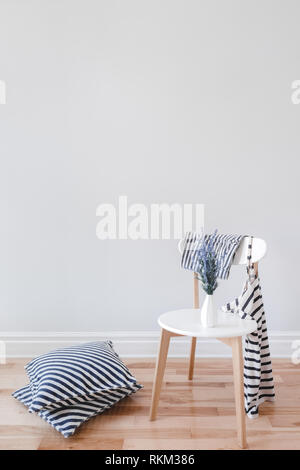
[181,231,244,279]
[222,238,275,418]
[13,383,140,438]
[12,341,142,437]
[181,231,203,273]
[24,341,141,412]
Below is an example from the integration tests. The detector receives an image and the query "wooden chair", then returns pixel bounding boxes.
[186,236,267,382]
[149,236,267,449]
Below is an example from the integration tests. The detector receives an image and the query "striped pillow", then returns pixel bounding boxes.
[23,341,142,413]
[13,383,140,438]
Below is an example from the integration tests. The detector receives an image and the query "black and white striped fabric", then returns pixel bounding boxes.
[222,238,275,418]
[13,383,140,438]
[181,231,203,273]
[23,341,141,413]
[181,231,244,279]
[12,341,142,436]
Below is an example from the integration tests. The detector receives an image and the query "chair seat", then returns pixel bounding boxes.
[158,308,257,338]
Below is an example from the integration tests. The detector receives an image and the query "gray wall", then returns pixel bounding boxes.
[0,0,299,332]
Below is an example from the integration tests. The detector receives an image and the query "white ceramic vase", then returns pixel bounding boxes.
[200,294,215,328]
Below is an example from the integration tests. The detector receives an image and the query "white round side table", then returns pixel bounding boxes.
[149,309,257,449]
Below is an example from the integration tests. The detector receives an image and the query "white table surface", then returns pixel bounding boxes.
[158,308,257,338]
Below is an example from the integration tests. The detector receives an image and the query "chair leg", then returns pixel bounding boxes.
[231,336,247,449]
[188,337,197,380]
[149,328,171,421]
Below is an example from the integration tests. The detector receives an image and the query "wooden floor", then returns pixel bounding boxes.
[0,358,300,450]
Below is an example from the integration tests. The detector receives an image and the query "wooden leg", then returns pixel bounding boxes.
[149,328,171,421]
[188,337,197,380]
[188,273,199,380]
[231,336,247,449]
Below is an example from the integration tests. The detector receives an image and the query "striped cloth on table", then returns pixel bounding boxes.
[13,383,140,438]
[222,237,275,418]
[181,231,244,279]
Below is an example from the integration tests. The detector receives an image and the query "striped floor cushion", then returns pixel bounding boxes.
[23,341,142,413]
[13,383,140,438]
[12,341,142,437]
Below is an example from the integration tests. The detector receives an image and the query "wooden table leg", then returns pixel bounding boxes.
[231,336,247,449]
[149,328,171,421]
[188,337,197,380]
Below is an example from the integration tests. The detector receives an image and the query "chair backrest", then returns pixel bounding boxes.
[232,237,267,265]
[178,236,267,265]
[178,235,267,309]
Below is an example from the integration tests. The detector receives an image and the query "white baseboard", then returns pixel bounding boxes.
[0,330,299,359]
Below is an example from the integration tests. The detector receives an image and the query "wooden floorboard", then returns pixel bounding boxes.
[0,358,299,450]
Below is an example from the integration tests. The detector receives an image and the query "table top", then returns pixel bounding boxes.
[158,309,257,338]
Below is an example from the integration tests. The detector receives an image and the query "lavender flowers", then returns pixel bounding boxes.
[196,230,223,295]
